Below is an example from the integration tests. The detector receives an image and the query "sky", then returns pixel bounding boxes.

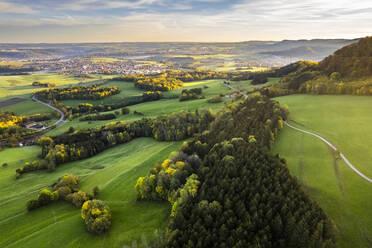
[0,0,371,43]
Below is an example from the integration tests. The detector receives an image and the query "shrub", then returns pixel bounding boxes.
[133,110,144,116]
[207,96,223,103]
[92,186,100,198]
[66,191,91,208]
[121,107,130,115]
[38,189,54,206]
[54,174,79,192]
[80,113,116,121]
[27,199,40,211]
[81,200,112,235]
[57,186,72,200]
[179,88,203,101]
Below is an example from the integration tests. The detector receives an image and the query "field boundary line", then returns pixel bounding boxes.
[284,121,372,183]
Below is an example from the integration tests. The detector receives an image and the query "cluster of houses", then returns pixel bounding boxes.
[32,58,166,75]
[24,122,45,130]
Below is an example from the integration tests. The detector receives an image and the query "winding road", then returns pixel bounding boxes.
[222,81,372,183]
[32,95,66,128]
[223,83,249,98]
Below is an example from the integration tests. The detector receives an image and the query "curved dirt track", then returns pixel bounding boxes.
[285,121,372,183]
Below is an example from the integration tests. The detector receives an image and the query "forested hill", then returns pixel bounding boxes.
[265,36,372,96]
[319,36,372,78]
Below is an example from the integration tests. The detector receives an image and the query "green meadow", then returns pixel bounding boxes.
[0,138,183,248]
[48,79,233,136]
[272,94,372,248]
[229,77,280,92]
[3,71,371,247]
[0,77,234,247]
[0,73,112,99]
[0,99,54,116]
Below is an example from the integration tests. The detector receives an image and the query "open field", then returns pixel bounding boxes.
[48,79,233,136]
[60,80,144,107]
[0,138,183,248]
[229,77,280,92]
[0,99,55,116]
[272,94,372,248]
[0,73,112,99]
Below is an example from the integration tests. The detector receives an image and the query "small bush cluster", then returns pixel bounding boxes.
[79,113,116,121]
[179,88,203,101]
[207,95,223,103]
[121,107,130,115]
[81,200,112,235]
[26,174,96,211]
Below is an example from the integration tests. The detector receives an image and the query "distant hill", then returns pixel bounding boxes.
[259,39,357,61]
[0,39,357,67]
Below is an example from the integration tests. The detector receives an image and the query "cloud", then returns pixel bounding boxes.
[0,1,36,14]
[53,0,163,11]
[0,0,371,42]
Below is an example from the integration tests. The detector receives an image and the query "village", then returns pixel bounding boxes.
[30,58,167,75]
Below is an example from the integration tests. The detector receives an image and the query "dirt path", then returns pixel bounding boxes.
[285,121,372,183]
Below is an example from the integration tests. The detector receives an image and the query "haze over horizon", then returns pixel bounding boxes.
[0,0,371,43]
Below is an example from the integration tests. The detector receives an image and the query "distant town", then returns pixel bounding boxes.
[30,58,167,75]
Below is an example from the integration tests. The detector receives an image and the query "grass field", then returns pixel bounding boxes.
[0,138,183,247]
[48,79,233,136]
[0,99,55,116]
[0,73,112,99]
[60,80,144,107]
[272,94,372,248]
[229,77,280,92]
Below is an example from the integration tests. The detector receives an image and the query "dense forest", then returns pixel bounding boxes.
[136,96,336,247]
[34,85,120,100]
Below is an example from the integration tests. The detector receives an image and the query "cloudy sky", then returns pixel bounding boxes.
[0,0,371,42]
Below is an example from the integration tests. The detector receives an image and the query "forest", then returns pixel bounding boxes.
[136,96,336,247]
[34,85,120,100]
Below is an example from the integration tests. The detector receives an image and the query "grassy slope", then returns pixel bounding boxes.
[272,94,372,248]
[60,80,144,107]
[229,77,280,93]
[0,99,54,116]
[48,79,233,136]
[0,138,183,247]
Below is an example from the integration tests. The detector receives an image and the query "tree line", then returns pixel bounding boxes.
[15,109,216,177]
[34,85,120,101]
[179,88,204,101]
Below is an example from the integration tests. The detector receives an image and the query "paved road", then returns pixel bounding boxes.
[222,83,248,98]
[32,95,66,128]
[285,121,372,183]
